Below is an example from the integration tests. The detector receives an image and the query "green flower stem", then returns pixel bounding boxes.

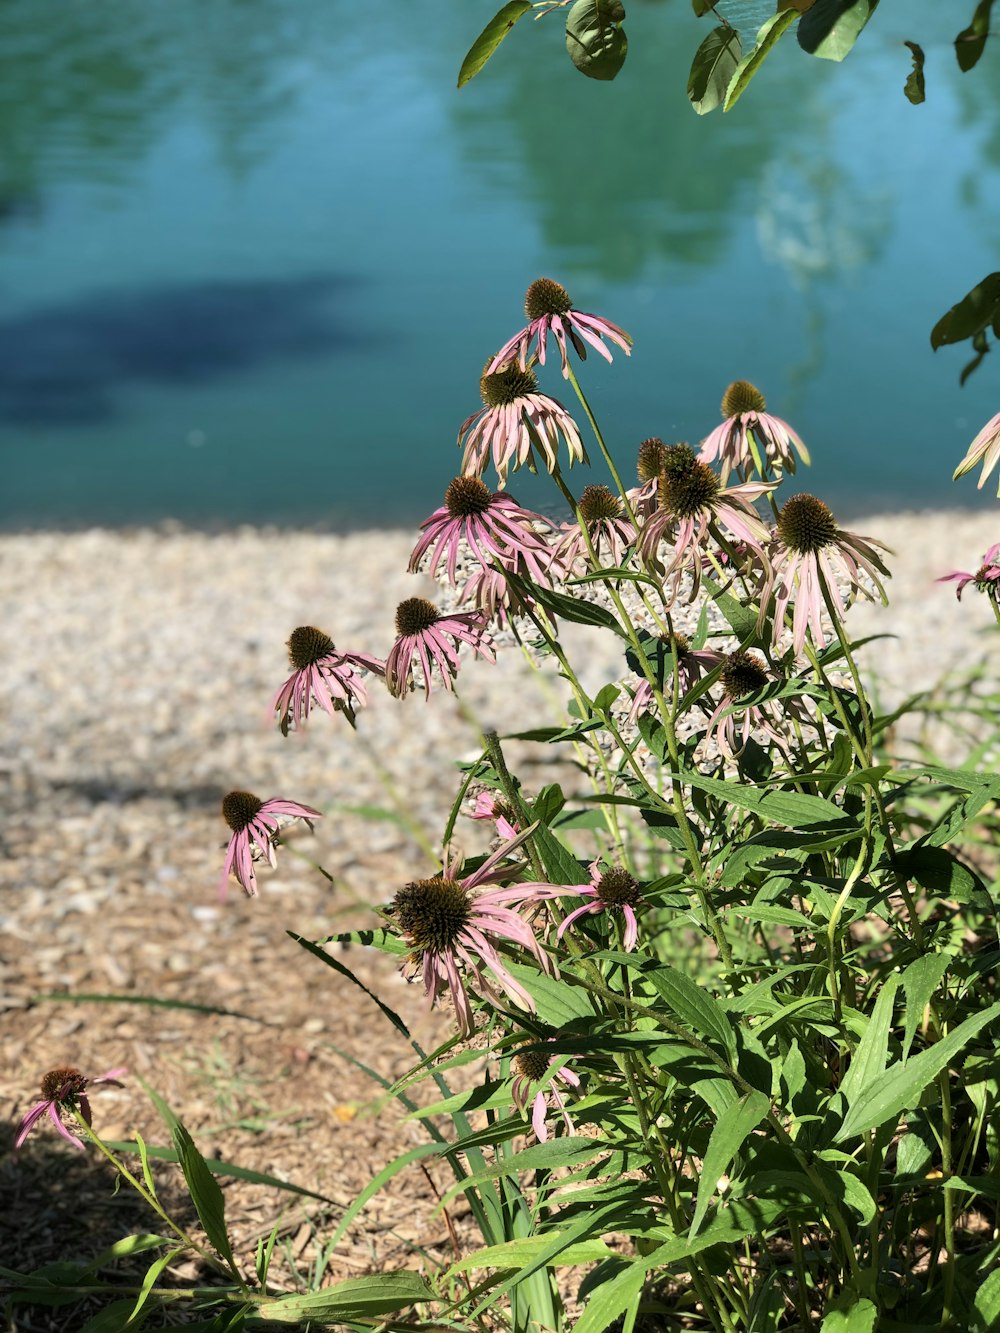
[563,362,640,531]
[356,732,437,861]
[482,730,546,882]
[72,1114,246,1288]
[939,1069,956,1327]
[825,840,870,1018]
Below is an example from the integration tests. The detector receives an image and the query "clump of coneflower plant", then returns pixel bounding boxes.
[14,281,1000,1333]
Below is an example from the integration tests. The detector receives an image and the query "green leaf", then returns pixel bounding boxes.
[955,0,994,72]
[446,1234,613,1274]
[504,962,597,1026]
[724,9,798,111]
[458,1,533,88]
[253,1271,435,1323]
[900,954,951,1059]
[820,1294,878,1332]
[690,1091,770,1236]
[903,40,925,103]
[687,25,742,115]
[642,960,738,1058]
[104,1142,340,1205]
[972,1265,1000,1330]
[566,0,628,80]
[141,1083,238,1272]
[798,0,879,60]
[667,767,845,827]
[837,1001,1000,1140]
[438,1137,608,1209]
[691,0,715,14]
[506,568,628,635]
[896,844,989,903]
[128,1246,183,1324]
[931,272,1000,349]
[838,974,899,1106]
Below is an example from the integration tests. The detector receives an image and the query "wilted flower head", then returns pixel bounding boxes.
[557,484,636,572]
[459,360,586,486]
[638,444,773,603]
[385,598,495,699]
[703,651,801,760]
[219,790,321,899]
[626,632,722,722]
[511,1041,580,1142]
[456,557,549,629]
[471,789,521,841]
[409,476,558,587]
[389,828,558,1036]
[937,541,1000,603]
[525,861,645,952]
[699,381,810,484]
[763,495,891,656]
[15,1066,127,1152]
[272,626,385,734]
[487,277,633,379]
[952,411,1000,495]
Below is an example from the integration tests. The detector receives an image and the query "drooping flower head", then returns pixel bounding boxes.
[763,495,891,656]
[388,828,557,1036]
[272,626,385,735]
[557,484,637,573]
[953,411,1000,495]
[698,381,810,484]
[459,359,586,487]
[638,444,773,603]
[511,1041,580,1142]
[703,651,800,760]
[937,542,1000,603]
[409,476,558,588]
[524,861,645,952]
[456,556,549,629]
[626,631,723,722]
[487,277,633,380]
[15,1066,127,1152]
[385,598,495,699]
[219,790,321,899]
[471,789,521,841]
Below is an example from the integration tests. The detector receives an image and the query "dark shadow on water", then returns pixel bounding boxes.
[0,273,380,426]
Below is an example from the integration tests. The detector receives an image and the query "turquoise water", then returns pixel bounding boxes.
[3,0,1000,529]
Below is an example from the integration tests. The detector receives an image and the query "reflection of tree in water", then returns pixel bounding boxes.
[0,0,334,198]
[447,4,836,280]
[952,40,1000,231]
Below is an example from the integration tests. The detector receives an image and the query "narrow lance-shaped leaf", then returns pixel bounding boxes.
[690,1091,770,1236]
[724,9,798,111]
[903,40,925,104]
[458,2,533,89]
[687,25,742,115]
[930,272,1000,349]
[566,0,628,80]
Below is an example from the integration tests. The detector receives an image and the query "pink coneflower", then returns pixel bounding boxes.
[15,1066,127,1152]
[638,444,774,603]
[511,1042,580,1142]
[557,484,636,573]
[487,277,633,379]
[704,651,797,760]
[471,789,520,841]
[272,626,385,734]
[626,632,723,722]
[937,542,1000,603]
[953,411,1000,495]
[763,495,891,656]
[389,829,558,1036]
[529,862,645,952]
[385,598,495,699]
[409,476,558,587]
[459,359,586,486]
[698,381,810,484]
[219,790,321,899]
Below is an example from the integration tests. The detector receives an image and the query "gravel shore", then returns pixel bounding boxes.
[3,511,999,924]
